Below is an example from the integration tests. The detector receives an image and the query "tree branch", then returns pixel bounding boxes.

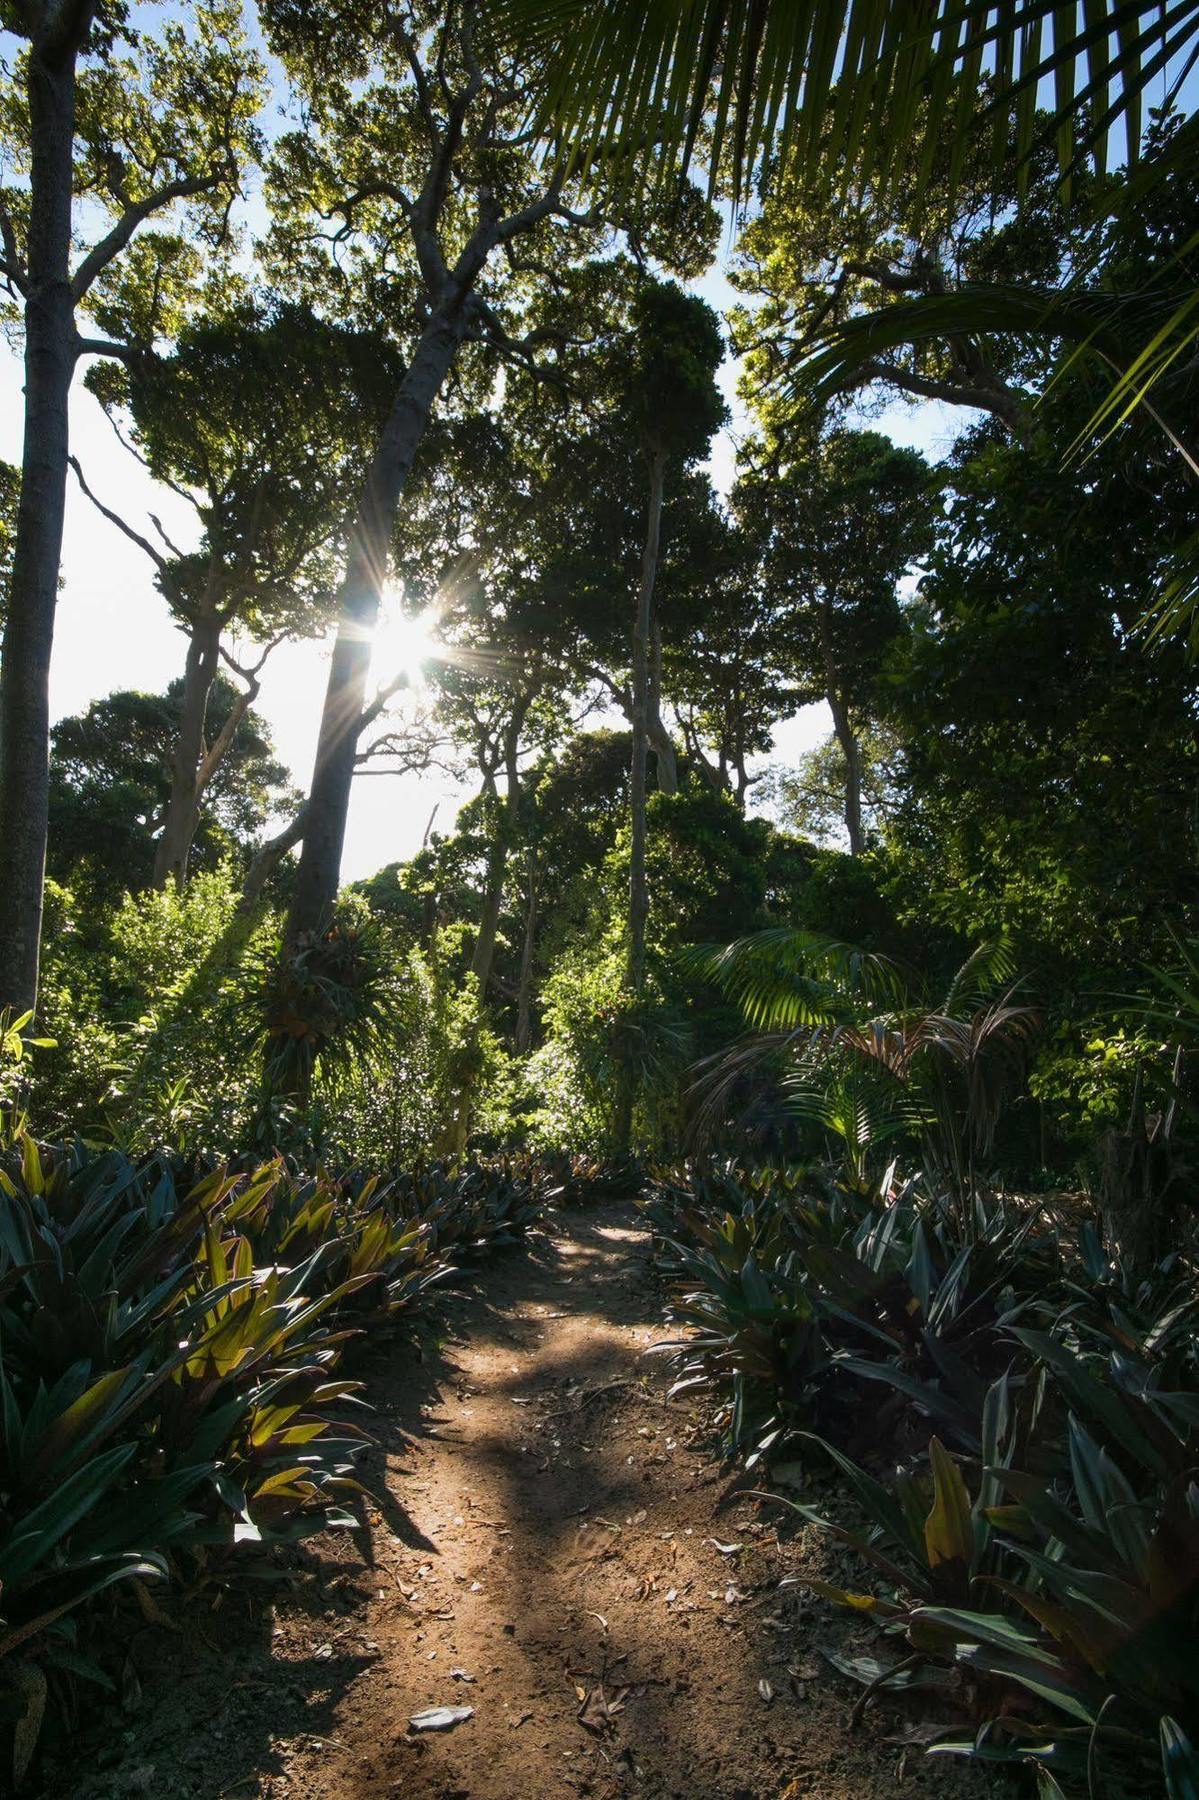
[68,454,173,581]
[71,172,227,300]
[854,356,1026,426]
[0,194,27,295]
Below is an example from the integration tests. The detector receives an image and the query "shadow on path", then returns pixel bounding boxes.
[46,1205,996,1800]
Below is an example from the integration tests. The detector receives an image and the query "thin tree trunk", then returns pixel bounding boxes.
[0,37,81,1011]
[443,697,530,1157]
[153,611,221,889]
[828,689,863,855]
[286,304,467,945]
[648,623,677,794]
[469,703,526,999]
[515,845,537,1054]
[240,804,308,912]
[615,446,666,1156]
[817,598,864,856]
[628,449,666,996]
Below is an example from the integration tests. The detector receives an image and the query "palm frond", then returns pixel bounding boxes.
[682,927,904,1029]
[494,0,1199,206]
[940,937,1020,1016]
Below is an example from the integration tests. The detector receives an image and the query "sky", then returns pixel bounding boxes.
[0,258,958,883]
[0,29,965,888]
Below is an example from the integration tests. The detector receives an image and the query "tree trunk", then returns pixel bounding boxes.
[648,624,677,794]
[286,303,467,944]
[627,449,666,997]
[0,38,80,1011]
[828,690,863,856]
[240,805,308,912]
[615,447,666,1156]
[443,698,530,1156]
[470,704,526,999]
[817,599,863,856]
[515,846,537,1054]
[153,611,221,889]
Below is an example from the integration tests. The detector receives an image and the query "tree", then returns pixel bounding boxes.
[47,676,296,903]
[761,724,904,851]
[256,0,697,947]
[883,375,1199,978]
[0,459,17,622]
[730,99,1099,445]
[0,0,263,1009]
[77,298,403,888]
[499,4,1199,536]
[735,429,935,854]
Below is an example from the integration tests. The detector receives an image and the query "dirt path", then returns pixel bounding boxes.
[51,1204,995,1800]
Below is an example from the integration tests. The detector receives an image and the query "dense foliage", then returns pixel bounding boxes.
[1,1,1197,1791]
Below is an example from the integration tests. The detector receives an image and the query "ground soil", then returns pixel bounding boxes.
[44,1204,1006,1800]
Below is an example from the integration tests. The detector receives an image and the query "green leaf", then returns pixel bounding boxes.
[1163,1716,1199,1800]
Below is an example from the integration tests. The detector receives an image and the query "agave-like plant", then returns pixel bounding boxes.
[0,1133,554,1781]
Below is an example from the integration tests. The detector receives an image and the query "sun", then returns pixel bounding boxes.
[372,594,441,687]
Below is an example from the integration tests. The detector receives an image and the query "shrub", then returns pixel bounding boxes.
[0,1136,550,1782]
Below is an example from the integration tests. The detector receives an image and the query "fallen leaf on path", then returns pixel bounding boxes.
[708,1540,744,1556]
[577,1684,629,1733]
[758,1679,774,1704]
[450,1669,476,1683]
[509,1710,534,1729]
[884,1722,955,1746]
[408,1706,475,1733]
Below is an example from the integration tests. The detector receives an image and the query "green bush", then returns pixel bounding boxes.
[652,1155,1199,1794]
[0,1136,550,1782]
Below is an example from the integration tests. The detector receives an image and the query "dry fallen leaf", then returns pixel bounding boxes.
[758,1679,774,1704]
[408,1705,475,1733]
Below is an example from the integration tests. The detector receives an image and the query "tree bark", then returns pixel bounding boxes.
[515,845,537,1054]
[817,598,863,855]
[285,303,467,944]
[828,688,863,855]
[614,447,666,1156]
[152,611,221,888]
[628,449,666,997]
[240,804,308,912]
[0,33,82,1010]
[648,623,677,794]
[469,697,528,1000]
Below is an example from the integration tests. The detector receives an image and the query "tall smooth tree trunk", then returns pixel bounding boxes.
[817,599,863,856]
[828,690,863,856]
[0,37,81,1011]
[515,846,537,1054]
[615,446,666,1155]
[648,624,677,794]
[153,612,221,888]
[470,704,526,999]
[286,305,467,945]
[627,449,666,997]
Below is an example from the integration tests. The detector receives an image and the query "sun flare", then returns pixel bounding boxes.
[372,597,441,686]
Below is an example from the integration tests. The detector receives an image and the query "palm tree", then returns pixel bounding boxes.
[495,2,1196,205]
